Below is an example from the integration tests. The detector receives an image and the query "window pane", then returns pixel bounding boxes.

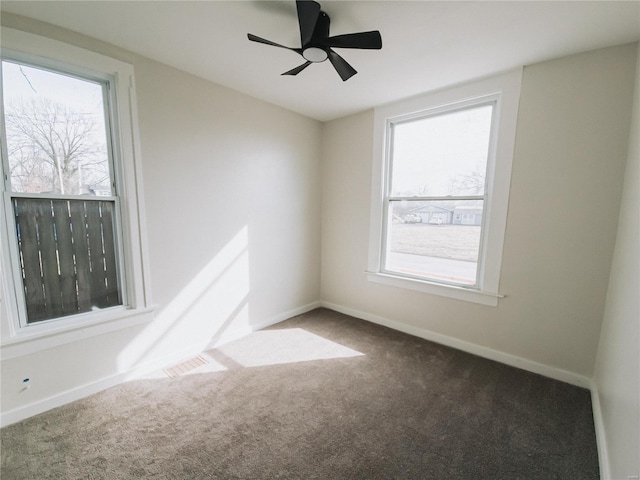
[2,61,112,195]
[385,200,484,286]
[390,105,493,197]
[13,197,122,323]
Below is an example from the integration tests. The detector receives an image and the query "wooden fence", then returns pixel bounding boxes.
[12,197,122,324]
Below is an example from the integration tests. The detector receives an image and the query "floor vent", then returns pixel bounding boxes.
[163,355,208,378]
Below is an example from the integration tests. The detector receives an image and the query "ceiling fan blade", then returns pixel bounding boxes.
[296,0,321,47]
[247,33,295,51]
[282,61,313,76]
[326,31,382,50]
[327,49,357,81]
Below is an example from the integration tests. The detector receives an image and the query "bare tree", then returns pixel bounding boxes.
[4,98,110,195]
[450,166,486,196]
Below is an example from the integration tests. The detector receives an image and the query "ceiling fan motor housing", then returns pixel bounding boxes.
[302,47,328,62]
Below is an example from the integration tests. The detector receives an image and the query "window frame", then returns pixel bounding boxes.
[381,99,497,289]
[0,28,152,350]
[367,69,522,306]
[2,58,127,328]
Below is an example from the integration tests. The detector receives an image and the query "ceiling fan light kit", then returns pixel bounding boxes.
[247,0,382,81]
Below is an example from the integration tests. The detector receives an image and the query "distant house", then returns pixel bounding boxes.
[411,204,483,225]
[413,205,453,224]
[453,206,483,225]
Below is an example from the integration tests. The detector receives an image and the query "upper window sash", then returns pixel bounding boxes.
[1,57,118,198]
[385,100,496,200]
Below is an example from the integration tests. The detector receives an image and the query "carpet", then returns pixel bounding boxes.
[0,308,599,479]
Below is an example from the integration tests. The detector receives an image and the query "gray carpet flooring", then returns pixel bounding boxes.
[1,308,599,479]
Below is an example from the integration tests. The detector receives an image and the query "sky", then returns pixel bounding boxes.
[2,60,106,115]
[390,104,493,198]
[2,60,109,154]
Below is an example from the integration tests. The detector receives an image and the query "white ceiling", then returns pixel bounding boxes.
[2,1,639,122]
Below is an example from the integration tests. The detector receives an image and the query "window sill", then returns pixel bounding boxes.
[366,271,503,306]
[0,306,155,360]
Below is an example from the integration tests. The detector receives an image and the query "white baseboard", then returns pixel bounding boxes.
[0,340,215,427]
[590,381,610,480]
[0,301,321,428]
[320,301,592,389]
[1,361,156,428]
[245,301,322,333]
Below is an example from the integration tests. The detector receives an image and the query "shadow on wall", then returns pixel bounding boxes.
[117,225,252,373]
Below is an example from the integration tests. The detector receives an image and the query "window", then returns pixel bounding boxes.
[367,70,522,306]
[2,60,123,325]
[1,28,151,343]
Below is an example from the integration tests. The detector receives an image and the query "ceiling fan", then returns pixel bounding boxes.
[247,0,382,81]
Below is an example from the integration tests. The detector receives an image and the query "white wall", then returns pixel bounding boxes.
[321,43,637,384]
[592,45,640,480]
[0,15,322,424]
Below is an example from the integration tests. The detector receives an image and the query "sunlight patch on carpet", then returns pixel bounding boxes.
[215,328,365,368]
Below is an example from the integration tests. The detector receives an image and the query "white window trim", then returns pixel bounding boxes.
[367,69,522,306]
[0,28,153,354]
